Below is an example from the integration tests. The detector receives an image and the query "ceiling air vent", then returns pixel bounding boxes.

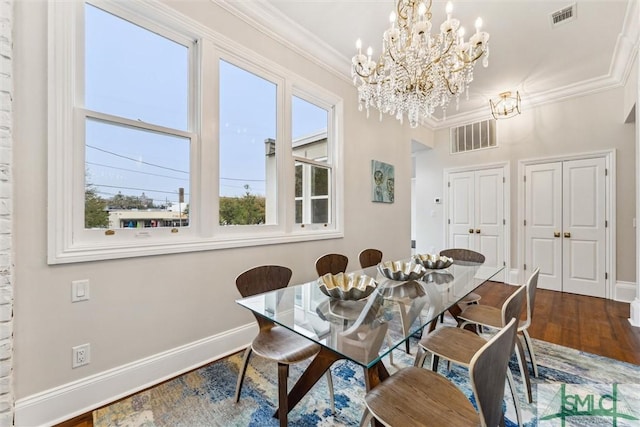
[551,3,576,27]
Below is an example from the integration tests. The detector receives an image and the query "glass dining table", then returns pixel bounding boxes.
[236,260,504,421]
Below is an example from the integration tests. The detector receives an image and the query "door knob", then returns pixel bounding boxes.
[469,228,474,234]
[554,232,560,238]
[564,232,571,238]
[475,229,481,234]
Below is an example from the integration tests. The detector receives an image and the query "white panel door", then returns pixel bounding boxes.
[447,167,504,279]
[448,171,474,249]
[524,158,606,297]
[475,168,504,269]
[525,163,563,291]
[562,158,606,297]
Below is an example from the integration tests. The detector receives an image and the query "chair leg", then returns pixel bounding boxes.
[514,337,533,403]
[414,346,428,368]
[522,329,539,377]
[325,370,335,414]
[431,354,440,372]
[277,363,289,427]
[506,368,523,427]
[359,407,374,427]
[234,346,253,403]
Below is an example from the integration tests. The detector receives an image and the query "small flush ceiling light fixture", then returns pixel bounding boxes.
[490,91,521,119]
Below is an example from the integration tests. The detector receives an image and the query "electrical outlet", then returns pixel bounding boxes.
[72,343,90,368]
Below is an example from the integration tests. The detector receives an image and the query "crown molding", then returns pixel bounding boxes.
[217,0,640,131]
[215,0,352,84]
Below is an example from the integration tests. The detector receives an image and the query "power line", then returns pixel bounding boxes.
[87,145,267,182]
[87,145,189,174]
[93,183,188,196]
[87,161,188,181]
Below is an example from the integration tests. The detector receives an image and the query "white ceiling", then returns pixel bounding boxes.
[222,0,638,128]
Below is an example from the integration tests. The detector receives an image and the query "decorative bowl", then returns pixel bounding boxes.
[317,272,378,301]
[423,271,455,285]
[413,253,454,270]
[377,260,427,281]
[380,280,426,299]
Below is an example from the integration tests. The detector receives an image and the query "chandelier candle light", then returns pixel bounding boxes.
[352,0,490,128]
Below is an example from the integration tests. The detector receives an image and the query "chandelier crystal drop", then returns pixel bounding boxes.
[352,0,490,128]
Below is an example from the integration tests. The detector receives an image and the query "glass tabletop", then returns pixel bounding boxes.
[236,261,504,368]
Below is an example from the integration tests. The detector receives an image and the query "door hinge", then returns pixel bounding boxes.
[523,175,526,182]
[605,220,608,228]
[605,168,608,176]
[503,261,506,266]
[503,219,506,225]
[448,219,451,224]
[524,219,527,226]
[448,181,451,187]
[503,177,506,183]
[524,264,527,271]
[605,272,608,280]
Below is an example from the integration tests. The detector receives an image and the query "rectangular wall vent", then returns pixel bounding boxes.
[551,4,576,27]
[450,119,496,154]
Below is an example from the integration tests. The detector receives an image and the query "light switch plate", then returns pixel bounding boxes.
[71,279,90,302]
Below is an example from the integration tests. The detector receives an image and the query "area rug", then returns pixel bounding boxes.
[94,337,640,427]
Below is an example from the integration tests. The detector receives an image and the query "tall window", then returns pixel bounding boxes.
[292,96,331,225]
[83,4,192,230]
[48,1,343,263]
[218,60,276,226]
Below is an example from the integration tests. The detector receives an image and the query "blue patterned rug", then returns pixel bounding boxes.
[94,335,640,426]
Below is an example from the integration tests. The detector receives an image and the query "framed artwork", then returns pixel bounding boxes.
[371,160,394,203]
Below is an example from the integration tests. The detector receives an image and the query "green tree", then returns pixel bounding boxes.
[85,186,108,228]
[219,185,265,225]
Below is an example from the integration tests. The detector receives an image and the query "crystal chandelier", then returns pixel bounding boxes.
[352,0,490,128]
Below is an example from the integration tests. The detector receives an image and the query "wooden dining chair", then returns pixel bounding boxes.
[358,248,383,269]
[438,248,484,323]
[360,318,519,427]
[234,265,334,426]
[315,253,349,276]
[416,284,527,426]
[458,268,541,403]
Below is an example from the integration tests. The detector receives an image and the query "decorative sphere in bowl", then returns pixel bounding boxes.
[377,260,427,281]
[413,253,454,269]
[317,272,378,301]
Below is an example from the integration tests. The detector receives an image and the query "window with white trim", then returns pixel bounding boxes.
[292,95,332,225]
[48,0,343,263]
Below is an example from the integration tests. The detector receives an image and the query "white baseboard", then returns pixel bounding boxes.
[15,323,256,427]
[615,280,637,303]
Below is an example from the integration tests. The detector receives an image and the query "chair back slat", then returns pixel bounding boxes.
[439,248,485,264]
[501,285,526,327]
[358,248,383,269]
[315,253,349,276]
[470,318,519,427]
[524,268,540,328]
[235,265,293,298]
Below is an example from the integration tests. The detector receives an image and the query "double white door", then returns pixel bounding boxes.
[447,167,505,271]
[524,158,606,297]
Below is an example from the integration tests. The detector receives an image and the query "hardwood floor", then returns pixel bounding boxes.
[475,281,640,365]
[54,285,640,427]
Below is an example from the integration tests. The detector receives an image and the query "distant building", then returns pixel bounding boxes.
[108,210,188,229]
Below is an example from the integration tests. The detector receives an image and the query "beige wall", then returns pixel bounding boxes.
[415,87,636,283]
[12,0,423,407]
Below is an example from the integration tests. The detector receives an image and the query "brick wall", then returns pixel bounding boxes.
[0,0,13,425]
